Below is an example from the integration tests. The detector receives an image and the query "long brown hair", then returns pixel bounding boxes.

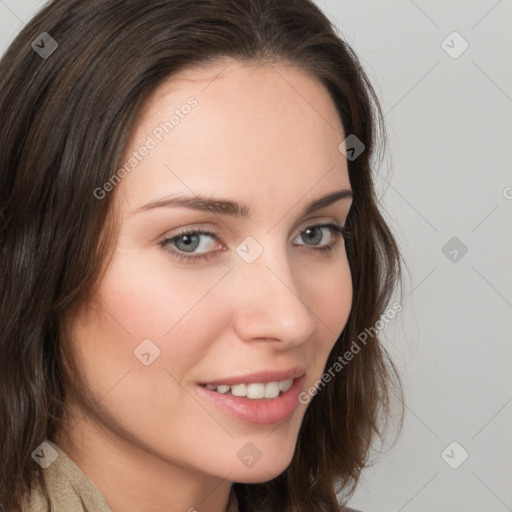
[0,1,403,510]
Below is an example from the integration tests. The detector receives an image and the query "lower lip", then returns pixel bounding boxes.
[196,377,304,425]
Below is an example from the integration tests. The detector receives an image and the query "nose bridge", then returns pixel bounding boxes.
[231,236,316,344]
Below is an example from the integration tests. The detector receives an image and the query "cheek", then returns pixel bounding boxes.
[95,247,233,351]
[67,248,235,404]
[304,256,352,372]
[310,254,352,329]
[65,253,235,449]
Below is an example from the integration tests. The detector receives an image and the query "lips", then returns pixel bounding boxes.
[198,366,306,387]
[196,367,306,425]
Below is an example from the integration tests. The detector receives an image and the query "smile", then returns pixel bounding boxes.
[201,379,294,399]
[196,373,306,425]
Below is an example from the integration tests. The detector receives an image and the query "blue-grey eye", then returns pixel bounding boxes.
[174,233,201,253]
[300,226,324,246]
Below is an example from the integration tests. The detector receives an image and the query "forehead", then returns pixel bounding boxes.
[117,59,349,212]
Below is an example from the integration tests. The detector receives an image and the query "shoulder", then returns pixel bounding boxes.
[21,439,112,512]
[20,485,50,512]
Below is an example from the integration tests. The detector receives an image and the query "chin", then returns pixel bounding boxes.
[228,450,295,484]
[232,465,290,484]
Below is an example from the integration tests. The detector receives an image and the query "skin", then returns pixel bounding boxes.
[55,58,353,512]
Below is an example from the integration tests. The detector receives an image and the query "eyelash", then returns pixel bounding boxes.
[159,223,350,264]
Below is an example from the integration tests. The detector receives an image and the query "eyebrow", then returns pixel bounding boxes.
[132,189,353,218]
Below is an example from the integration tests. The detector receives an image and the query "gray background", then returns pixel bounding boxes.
[1,1,511,511]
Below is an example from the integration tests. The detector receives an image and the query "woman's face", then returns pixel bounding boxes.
[66,59,353,484]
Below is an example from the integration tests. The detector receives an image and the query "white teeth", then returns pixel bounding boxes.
[205,378,294,399]
[230,383,247,397]
[246,383,265,399]
[264,381,280,399]
[279,378,293,392]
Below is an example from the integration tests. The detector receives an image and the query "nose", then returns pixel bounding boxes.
[230,245,317,347]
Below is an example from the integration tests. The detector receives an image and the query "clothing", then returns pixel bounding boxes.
[21,439,361,512]
[21,439,240,511]
[21,440,112,512]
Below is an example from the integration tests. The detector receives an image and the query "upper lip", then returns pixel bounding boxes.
[199,366,306,386]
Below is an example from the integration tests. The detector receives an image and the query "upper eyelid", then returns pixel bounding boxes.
[163,216,346,240]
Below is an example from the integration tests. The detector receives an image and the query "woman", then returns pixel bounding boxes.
[0,0,403,511]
